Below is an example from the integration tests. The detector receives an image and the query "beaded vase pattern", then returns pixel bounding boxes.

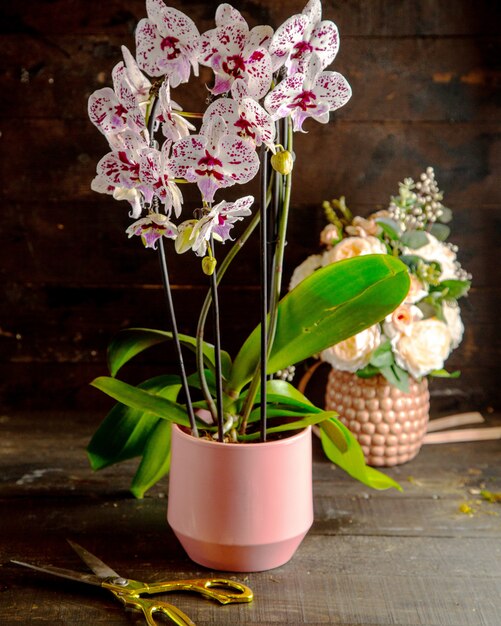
[325,369,430,466]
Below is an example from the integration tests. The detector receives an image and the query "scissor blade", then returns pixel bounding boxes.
[11,560,103,586]
[67,540,120,580]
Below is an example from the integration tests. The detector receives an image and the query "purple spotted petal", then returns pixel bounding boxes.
[268,14,308,71]
[264,73,305,119]
[215,3,246,26]
[314,71,352,110]
[88,87,128,136]
[302,0,322,25]
[170,136,208,178]
[247,25,274,51]
[245,47,273,99]
[121,46,151,103]
[308,21,339,69]
[219,135,260,185]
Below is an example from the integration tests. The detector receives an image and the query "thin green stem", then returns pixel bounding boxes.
[195,180,274,418]
[239,119,294,434]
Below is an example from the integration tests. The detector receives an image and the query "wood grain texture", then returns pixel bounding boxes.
[0,0,500,410]
[1,411,500,624]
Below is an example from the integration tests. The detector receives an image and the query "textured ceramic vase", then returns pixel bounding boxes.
[325,369,429,466]
[167,425,313,572]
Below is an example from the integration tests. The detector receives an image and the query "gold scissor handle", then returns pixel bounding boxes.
[144,577,254,604]
[109,589,196,626]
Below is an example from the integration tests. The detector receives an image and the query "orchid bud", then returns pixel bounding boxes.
[271,149,294,175]
[202,255,217,275]
[175,219,197,254]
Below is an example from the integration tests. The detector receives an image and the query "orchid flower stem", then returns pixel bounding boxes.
[195,178,274,419]
[259,145,268,442]
[146,96,198,436]
[239,119,293,433]
[158,237,198,437]
[209,248,225,442]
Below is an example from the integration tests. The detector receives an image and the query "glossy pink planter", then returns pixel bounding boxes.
[167,425,313,572]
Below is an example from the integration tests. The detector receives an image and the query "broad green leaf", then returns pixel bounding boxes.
[87,375,180,471]
[320,418,402,491]
[130,419,172,499]
[240,413,332,441]
[107,328,231,378]
[91,376,191,427]
[400,230,429,249]
[228,255,410,393]
[429,223,450,241]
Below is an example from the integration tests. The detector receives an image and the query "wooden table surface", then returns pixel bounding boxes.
[1,411,500,625]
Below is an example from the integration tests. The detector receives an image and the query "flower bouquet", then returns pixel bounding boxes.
[291,168,471,466]
[85,0,410,569]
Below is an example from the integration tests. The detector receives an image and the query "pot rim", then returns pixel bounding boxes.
[172,423,311,450]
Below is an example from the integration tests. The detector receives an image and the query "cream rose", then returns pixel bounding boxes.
[288,254,322,291]
[391,318,452,378]
[322,235,387,265]
[383,304,423,338]
[345,216,381,237]
[442,301,464,349]
[321,325,381,372]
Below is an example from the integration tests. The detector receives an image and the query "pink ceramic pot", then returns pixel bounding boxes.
[167,425,313,572]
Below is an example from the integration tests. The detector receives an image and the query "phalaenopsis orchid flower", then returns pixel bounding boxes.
[264,53,351,132]
[169,116,260,203]
[135,0,201,86]
[199,3,273,99]
[268,0,339,76]
[126,211,178,249]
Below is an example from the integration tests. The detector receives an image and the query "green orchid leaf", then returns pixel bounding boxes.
[107,328,231,378]
[87,375,180,471]
[91,376,191,427]
[228,255,410,393]
[400,230,429,249]
[320,418,402,491]
[240,412,332,441]
[130,419,172,499]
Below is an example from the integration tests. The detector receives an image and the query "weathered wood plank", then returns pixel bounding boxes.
[3,34,500,122]
[1,119,500,207]
[2,0,499,37]
[0,200,493,288]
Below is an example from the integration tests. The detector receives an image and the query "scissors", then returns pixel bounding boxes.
[12,540,253,626]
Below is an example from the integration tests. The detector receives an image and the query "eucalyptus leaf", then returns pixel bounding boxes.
[228,255,410,393]
[379,365,409,393]
[356,364,380,378]
[107,328,231,378]
[130,419,172,499]
[320,419,402,491]
[369,340,394,368]
[431,279,471,300]
[429,223,450,241]
[429,368,461,378]
[375,217,401,240]
[439,206,453,223]
[400,230,429,249]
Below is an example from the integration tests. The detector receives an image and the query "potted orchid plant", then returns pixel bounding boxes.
[86,0,410,570]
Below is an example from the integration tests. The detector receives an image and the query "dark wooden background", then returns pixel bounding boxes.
[1,0,500,415]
